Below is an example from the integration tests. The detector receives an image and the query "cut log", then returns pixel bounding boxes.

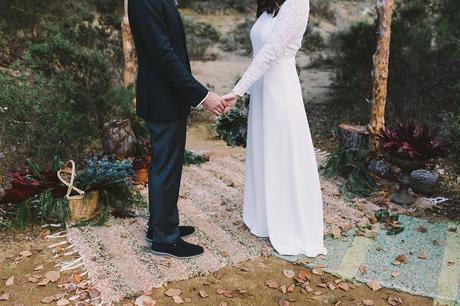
[338,124,369,150]
[368,0,395,151]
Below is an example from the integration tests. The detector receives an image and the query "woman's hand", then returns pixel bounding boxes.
[222,92,238,113]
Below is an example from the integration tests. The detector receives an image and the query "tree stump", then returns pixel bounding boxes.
[103,119,136,157]
[338,124,369,150]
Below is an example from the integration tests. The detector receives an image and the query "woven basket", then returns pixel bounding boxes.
[57,160,100,223]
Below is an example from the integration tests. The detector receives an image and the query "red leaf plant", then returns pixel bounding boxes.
[378,122,448,160]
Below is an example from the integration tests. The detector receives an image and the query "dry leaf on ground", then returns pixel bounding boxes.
[287,284,295,292]
[5,276,14,287]
[387,296,403,305]
[362,299,374,305]
[367,280,382,291]
[20,250,32,257]
[279,285,287,294]
[34,264,44,271]
[164,288,182,297]
[359,265,367,275]
[135,295,155,306]
[393,255,407,265]
[417,253,428,260]
[172,295,184,304]
[56,298,70,306]
[278,298,290,306]
[265,279,278,289]
[283,269,295,279]
[45,271,61,282]
[391,272,401,278]
[337,282,350,291]
[0,293,10,301]
[198,291,209,298]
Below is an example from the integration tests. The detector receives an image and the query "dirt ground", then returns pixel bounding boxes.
[0,228,433,306]
[119,256,433,306]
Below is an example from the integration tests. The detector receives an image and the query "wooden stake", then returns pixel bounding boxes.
[122,0,136,105]
[368,0,395,152]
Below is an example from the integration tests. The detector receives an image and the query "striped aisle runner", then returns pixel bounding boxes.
[68,153,459,305]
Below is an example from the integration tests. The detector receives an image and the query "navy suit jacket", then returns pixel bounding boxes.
[128,0,208,121]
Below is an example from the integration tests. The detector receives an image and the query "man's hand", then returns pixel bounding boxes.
[202,92,227,116]
[222,92,238,113]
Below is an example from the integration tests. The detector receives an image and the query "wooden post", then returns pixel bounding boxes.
[122,0,136,105]
[368,0,395,152]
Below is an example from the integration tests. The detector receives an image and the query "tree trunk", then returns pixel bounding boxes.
[368,0,395,152]
[338,124,369,150]
[122,0,136,105]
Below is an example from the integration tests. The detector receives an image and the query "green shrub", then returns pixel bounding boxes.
[310,0,335,22]
[183,18,220,60]
[0,23,133,171]
[330,0,459,128]
[302,27,326,52]
[221,18,254,55]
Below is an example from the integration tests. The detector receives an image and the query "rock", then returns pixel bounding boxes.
[368,158,391,177]
[410,170,439,195]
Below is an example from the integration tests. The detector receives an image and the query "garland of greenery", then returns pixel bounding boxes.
[321,147,377,201]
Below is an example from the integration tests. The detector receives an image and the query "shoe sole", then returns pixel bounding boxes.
[145,231,195,243]
[150,249,204,259]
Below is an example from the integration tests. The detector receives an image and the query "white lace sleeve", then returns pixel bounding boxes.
[232,0,309,96]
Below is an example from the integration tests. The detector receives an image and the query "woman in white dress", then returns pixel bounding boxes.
[223,0,327,257]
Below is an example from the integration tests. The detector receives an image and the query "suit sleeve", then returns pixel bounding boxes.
[128,0,208,107]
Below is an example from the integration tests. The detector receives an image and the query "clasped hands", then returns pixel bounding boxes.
[202,92,238,116]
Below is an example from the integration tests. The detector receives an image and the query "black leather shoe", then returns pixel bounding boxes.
[146,226,195,242]
[151,238,204,259]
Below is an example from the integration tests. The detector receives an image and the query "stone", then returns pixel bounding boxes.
[410,170,439,195]
[368,158,391,177]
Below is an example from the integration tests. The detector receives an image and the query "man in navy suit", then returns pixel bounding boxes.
[128,0,226,258]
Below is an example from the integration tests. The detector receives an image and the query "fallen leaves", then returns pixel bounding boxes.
[416,226,427,233]
[295,270,311,283]
[265,279,278,289]
[417,253,428,260]
[0,292,10,301]
[172,295,184,304]
[216,288,241,298]
[359,265,368,275]
[20,250,32,258]
[367,280,382,291]
[393,255,407,266]
[198,290,209,298]
[5,276,14,287]
[282,269,295,279]
[34,264,44,271]
[337,282,350,291]
[362,299,374,305]
[164,288,182,297]
[135,295,156,306]
[387,296,403,305]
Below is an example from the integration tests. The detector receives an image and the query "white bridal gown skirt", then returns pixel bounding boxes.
[243,59,327,257]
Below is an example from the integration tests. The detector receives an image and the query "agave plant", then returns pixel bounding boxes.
[378,122,448,160]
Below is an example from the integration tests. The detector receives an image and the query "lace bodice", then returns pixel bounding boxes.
[232,0,310,96]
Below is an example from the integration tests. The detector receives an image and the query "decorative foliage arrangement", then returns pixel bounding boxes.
[378,122,448,160]
[215,98,248,147]
[1,157,144,228]
[321,148,377,200]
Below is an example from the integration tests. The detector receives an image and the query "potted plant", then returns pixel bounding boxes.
[131,138,151,185]
[378,122,447,206]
